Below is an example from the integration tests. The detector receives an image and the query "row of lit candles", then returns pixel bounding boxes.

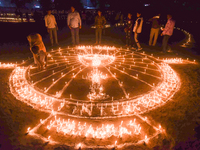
[9,61,180,119]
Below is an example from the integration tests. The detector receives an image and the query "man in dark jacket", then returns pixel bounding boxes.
[95,10,106,44]
[148,14,161,46]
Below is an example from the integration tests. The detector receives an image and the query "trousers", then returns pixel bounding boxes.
[149,28,159,46]
[49,28,58,46]
[162,35,170,52]
[126,31,132,46]
[96,28,102,43]
[71,27,79,45]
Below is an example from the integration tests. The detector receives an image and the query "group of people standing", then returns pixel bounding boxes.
[27,7,176,70]
[44,6,106,47]
[124,12,143,51]
[124,12,175,52]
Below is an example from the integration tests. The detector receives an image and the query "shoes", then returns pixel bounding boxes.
[131,47,137,50]
[137,47,143,51]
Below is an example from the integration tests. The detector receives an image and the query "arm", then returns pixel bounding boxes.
[44,16,49,33]
[124,20,128,31]
[44,16,48,27]
[103,16,106,26]
[135,19,141,32]
[103,17,106,25]
[95,16,97,27]
[67,13,71,29]
[148,18,153,22]
[129,20,133,30]
[78,13,82,29]
[53,15,58,30]
[45,52,48,67]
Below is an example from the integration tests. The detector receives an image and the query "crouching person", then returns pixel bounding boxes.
[27,33,48,69]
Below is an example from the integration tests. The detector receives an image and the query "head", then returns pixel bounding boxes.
[97,11,102,16]
[27,33,42,45]
[71,6,75,12]
[31,46,39,54]
[137,12,141,17]
[167,14,172,20]
[47,10,51,15]
[154,13,160,19]
[127,13,132,19]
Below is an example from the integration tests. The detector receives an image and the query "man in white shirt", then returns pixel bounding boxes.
[67,6,82,46]
[44,9,59,47]
[133,12,143,51]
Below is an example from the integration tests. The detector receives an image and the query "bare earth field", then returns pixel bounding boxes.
[0,22,200,150]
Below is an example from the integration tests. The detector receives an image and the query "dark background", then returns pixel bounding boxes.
[0,0,200,53]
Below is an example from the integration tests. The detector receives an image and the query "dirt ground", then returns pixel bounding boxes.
[0,22,200,150]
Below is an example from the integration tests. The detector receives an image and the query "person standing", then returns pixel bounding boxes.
[95,10,106,44]
[133,12,143,51]
[148,14,161,46]
[124,13,133,47]
[161,14,175,53]
[44,9,59,48]
[67,6,82,46]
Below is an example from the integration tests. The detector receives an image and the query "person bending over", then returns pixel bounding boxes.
[27,33,47,69]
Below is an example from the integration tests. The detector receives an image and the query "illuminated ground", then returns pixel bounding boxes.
[0,24,200,149]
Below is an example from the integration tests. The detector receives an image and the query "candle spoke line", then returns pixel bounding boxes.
[111,61,160,72]
[32,64,82,85]
[110,64,161,79]
[108,65,154,87]
[44,65,85,93]
[56,67,87,98]
[115,62,160,72]
[29,62,77,76]
[104,66,128,98]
